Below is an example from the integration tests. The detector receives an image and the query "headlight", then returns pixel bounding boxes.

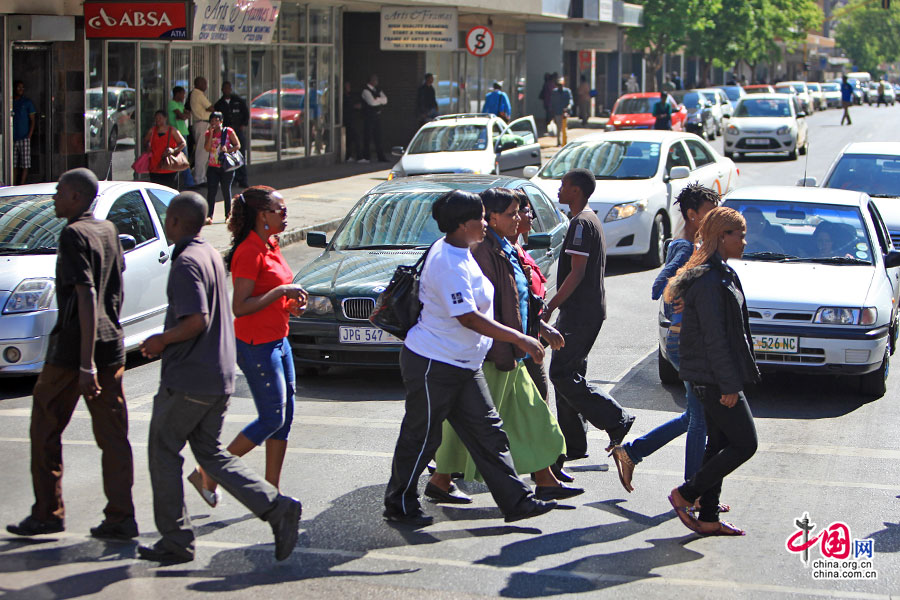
[605,199,648,223]
[304,294,334,316]
[687,113,701,123]
[3,278,55,314]
[776,125,791,135]
[813,307,877,325]
[726,124,740,135]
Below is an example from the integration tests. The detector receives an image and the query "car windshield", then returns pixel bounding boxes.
[744,87,771,94]
[0,194,65,254]
[823,83,840,92]
[721,87,742,101]
[823,154,900,198]
[614,97,654,114]
[407,125,488,154]
[791,84,806,93]
[87,90,119,111]
[674,92,703,108]
[252,92,276,108]
[735,98,791,117]
[808,84,821,92]
[539,140,660,180]
[330,192,446,250]
[252,92,303,110]
[773,86,793,94]
[723,199,873,264]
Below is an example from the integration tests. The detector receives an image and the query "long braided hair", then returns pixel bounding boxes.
[663,206,745,303]
[224,185,277,271]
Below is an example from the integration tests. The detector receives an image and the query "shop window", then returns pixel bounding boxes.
[87,40,104,152]
[250,48,278,163]
[310,8,332,44]
[279,4,307,44]
[108,42,137,180]
[310,46,331,155]
[140,44,167,144]
[281,46,306,158]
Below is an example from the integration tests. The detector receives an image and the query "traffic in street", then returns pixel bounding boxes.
[1,99,899,599]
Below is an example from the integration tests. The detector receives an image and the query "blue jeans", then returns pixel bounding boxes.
[237,337,295,445]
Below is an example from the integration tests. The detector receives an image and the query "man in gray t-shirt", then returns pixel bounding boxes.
[137,192,301,564]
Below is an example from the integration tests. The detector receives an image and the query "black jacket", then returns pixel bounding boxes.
[214,95,249,129]
[669,253,760,394]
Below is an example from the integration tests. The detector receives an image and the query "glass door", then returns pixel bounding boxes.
[139,44,167,146]
[107,42,137,180]
[11,44,51,184]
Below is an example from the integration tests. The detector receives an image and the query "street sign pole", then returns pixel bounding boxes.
[478,57,484,113]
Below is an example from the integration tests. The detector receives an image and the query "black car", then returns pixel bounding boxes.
[671,90,716,141]
[289,174,569,371]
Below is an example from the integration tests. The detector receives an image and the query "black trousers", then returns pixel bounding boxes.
[345,122,360,161]
[149,172,177,189]
[677,383,757,523]
[384,348,532,516]
[550,309,632,461]
[362,113,386,161]
[206,166,234,219]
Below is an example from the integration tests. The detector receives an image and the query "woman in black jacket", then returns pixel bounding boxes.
[663,206,760,536]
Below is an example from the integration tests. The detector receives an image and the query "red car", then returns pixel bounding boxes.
[743,84,775,95]
[250,88,305,144]
[606,92,686,131]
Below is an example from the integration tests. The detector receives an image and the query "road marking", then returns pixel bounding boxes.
[0,533,891,599]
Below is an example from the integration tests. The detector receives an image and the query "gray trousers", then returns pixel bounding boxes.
[148,386,279,552]
[384,348,532,516]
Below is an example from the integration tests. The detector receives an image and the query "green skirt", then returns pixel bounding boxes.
[434,361,566,482]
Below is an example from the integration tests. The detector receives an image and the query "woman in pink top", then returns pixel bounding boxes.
[203,111,240,224]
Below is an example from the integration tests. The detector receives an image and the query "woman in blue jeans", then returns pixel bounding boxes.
[188,186,307,506]
[609,184,718,505]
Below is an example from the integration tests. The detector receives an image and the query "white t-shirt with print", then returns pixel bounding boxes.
[405,237,494,370]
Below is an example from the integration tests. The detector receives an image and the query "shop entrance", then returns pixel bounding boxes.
[11,44,51,184]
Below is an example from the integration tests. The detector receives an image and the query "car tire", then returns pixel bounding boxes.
[859,349,889,398]
[642,212,666,268]
[799,141,808,156]
[658,347,680,384]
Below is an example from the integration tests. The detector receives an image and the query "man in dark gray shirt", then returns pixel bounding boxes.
[137,191,301,564]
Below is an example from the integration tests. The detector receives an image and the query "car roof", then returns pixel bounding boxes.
[725,185,868,207]
[616,92,664,100]
[778,81,807,85]
[0,181,171,198]
[839,142,900,156]
[566,130,692,144]
[736,93,791,101]
[743,84,772,89]
[426,113,501,126]
[368,174,525,194]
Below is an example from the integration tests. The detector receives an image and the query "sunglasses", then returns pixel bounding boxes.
[267,207,288,217]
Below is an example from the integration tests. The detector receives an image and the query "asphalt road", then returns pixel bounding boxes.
[1,103,899,599]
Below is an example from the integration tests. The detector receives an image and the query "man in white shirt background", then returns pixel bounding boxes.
[189,77,214,186]
[360,74,388,163]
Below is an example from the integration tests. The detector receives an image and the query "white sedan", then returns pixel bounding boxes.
[525,130,738,266]
[723,94,809,160]
[657,186,900,397]
[0,181,176,376]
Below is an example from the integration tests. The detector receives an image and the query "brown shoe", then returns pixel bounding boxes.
[609,445,635,493]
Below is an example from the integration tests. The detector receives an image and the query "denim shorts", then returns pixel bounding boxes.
[237,336,295,445]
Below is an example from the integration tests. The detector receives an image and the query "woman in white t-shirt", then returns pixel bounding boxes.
[384,190,558,527]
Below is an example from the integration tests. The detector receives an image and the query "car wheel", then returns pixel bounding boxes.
[859,348,889,398]
[799,141,808,156]
[642,212,666,268]
[108,125,118,150]
[658,347,680,384]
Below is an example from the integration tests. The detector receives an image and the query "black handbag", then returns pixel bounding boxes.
[525,290,546,340]
[369,243,436,340]
[220,128,245,172]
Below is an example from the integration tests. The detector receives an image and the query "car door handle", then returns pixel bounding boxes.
[159,251,169,264]
[531,150,539,157]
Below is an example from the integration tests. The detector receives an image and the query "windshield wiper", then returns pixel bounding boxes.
[785,256,872,265]
[868,194,898,198]
[0,246,57,255]
[741,251,798,261]
[348,244,427,250]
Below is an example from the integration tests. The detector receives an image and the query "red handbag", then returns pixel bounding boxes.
[132,151,152,174]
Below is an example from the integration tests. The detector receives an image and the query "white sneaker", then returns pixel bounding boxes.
[357,158,370,164]
[345,158,356,163]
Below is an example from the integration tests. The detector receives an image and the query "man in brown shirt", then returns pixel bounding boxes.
[6,168,137,540]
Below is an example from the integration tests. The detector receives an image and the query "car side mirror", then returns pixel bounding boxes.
[668,166,690,181]
[306,231,328,248]
[885,250,900,268]
[522,166,539,178]
[797,112,806,118]
[526,232,552,250]
[722,113,730,119]
[797,177,818,187]
[391,146,404,157]
[497,140,518,153]
[118,234,137,251]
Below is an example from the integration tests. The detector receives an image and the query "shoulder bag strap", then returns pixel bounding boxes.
[414,240,439,274]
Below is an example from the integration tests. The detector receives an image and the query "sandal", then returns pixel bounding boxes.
[187,469,221,508]
[668,491,702,534]
[609,446,634,493]
[687,502,731,515]
[698,520,745,536]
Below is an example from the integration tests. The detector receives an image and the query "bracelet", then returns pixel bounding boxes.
[79,366,97,375]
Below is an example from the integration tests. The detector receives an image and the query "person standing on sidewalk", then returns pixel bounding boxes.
[214,81,250,187]
[6,168,137,540]
[203,112,240,224]
[168,86,196,188]
[665,207,759,537]
[840,75,853,126]
[550,77,573,147]
[12,80,36,186]
[483,82,511,121]
[343,81,361,162]
[136,192,302,564]
[190,186,307,504]
[416,73,439,125]
[576,76,591,126]
[544,169,635,473]
[189,77,214,185]
[360,74,388,163]
[384,190,557,527]
[143,110,186,190]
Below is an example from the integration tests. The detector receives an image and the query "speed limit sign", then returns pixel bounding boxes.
[466,26,494,57]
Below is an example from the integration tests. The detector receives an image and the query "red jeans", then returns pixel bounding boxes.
[30,364,135,523]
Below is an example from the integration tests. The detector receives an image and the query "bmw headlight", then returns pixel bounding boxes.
[605,199,648,223]
[776,125,791,135]
[726,124,740,135]
[304,294,334,316]
[3,278,55,314]
[813,307,877,325]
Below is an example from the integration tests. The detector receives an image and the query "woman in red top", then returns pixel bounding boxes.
[143,110,186,189]
[189,185,307,506]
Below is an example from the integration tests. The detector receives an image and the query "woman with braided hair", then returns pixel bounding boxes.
[188,186,307,506]
[664,206,759,537]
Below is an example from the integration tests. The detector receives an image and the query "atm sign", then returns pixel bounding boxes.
[85,2,188,39]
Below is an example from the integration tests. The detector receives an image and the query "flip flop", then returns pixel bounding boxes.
[698,520,745,536]
[687,502,731,515]
[187,469,220,508]
[668,493,702,534]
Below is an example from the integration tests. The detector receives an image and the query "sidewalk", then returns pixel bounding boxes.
[202,117,608,252]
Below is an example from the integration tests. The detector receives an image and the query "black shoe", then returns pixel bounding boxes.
[383,506,434,528]
[606,415,636,451]
[6,515,64,537]
[137,541,193,564]
[534,483,585,501]
[268,495,302,561]
[504,498,557,523]
[90,518,138,540]
[550,462,575,483]
[424,481,472,504]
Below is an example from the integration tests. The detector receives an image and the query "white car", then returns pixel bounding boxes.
[775,81,814,114]
[524,130,738,266]
[820,82,843,108]
[806,82,828,111]
[389,113,541,179]
[659,186,900,397]
[0,182,176,376]
[723,94,809,160]
[697,88,733,134]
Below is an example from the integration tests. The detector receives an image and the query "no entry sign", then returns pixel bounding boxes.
[466,26,494,57]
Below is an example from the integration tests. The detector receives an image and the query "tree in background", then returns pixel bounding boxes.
[834,1,900,76]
